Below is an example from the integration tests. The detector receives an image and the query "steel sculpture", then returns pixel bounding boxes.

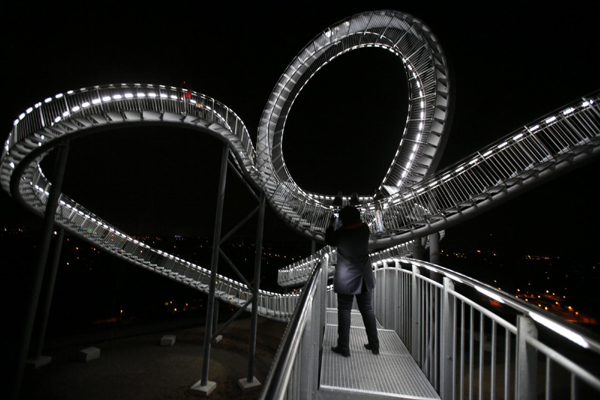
[3,9,600,400]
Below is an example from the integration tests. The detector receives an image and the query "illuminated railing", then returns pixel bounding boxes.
[49,192,300,321]
[264,257,600,399]
[255,9,451,242]
[263,90,600,244]
[1,83,256,195]
[365,91,600,241]
[369,258,600,399]
[260,255,330,400]
[0,84,307,321]
[277,238,419,287]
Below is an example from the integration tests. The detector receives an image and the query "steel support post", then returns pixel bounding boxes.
[29,227,65,363]
[245,191,266,385]
[311,240,316,255]
[429,231,440,265]
[11,143,69,400]
[413,237,425,261]
[411,264,421,363]
[440,277,455,399]
[198,143,229,392]
[516,315,538,400]
[212,300,221,342]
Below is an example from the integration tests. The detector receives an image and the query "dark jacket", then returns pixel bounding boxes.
[325,222,375,295]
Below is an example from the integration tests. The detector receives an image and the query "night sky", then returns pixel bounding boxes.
[2,2,599,254]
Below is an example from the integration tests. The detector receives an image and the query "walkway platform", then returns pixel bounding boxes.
[320,308,439,399]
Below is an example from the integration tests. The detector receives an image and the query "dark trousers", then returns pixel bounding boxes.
[337,291,379,351]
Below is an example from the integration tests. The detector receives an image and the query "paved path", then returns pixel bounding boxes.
[20,317,286,400]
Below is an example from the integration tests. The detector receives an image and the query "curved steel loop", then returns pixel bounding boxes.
[2,12,599,321]
[0,84,294,320]
[1,83,256,196]
[256,10,451,211]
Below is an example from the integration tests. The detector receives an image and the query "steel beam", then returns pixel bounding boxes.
[10,143,69,400]
[246,191,266,384]
[199,143,229,389]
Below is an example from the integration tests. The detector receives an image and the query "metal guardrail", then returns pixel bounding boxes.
[370,257,600,399]
[277,239,417,287]
[264,256,600,399]
[0,83,303,322]
[255,9,451,241]
[2,81,599,400]
[1,83,255,178]
[260,255,329,400]
[266,255,600,399]
[260,91,600,242]
[366,91,600,238]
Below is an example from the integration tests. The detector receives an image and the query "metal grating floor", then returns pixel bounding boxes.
[326,309,383,329]
[321,309,440,399]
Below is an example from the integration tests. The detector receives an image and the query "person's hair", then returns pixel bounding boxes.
[339,206,361,225]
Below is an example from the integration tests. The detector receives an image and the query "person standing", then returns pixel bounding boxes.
[325,206,379,357]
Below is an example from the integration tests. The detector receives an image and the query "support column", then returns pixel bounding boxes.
[239,191,266,392]
[413,237,425,261]
[192,143,229,397]
[10,143,69,400]
[429,231,440,265]
[28,227,65,368]
[212,300,222,343]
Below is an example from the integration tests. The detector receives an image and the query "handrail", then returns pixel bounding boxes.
[260,254,328,400]
[382,257,600,354]
[369,257,600,398]
[365,91,600,241]
[257,90,600,244]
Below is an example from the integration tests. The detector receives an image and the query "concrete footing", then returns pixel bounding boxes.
[190,380,216,396]
[26,356,52,369]
[238,377,261,392]
[161,335,176,346]
[78,347,100,362]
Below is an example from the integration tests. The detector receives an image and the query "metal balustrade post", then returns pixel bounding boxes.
[194,143,229,396]
[516,315,538,400]
[10,142,69,400]
[441,277,455,399]
[411,263,421,363]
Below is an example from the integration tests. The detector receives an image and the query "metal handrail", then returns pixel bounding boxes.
[1,83,256,193]
[369,91,600,238]
[369,257,600,398]
[255,10,451,241]
[256,90,600,243]
[278,239,417,287]
[260,254,328,400]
